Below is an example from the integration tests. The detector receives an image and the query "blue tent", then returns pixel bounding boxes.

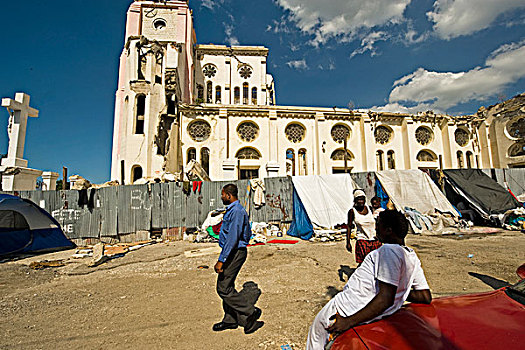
[0,194,74,256]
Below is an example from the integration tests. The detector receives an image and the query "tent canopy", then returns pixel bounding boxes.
[0,194,74,256]
[443,169,520,217]
[291,174,355,229]
[375,170,459,216]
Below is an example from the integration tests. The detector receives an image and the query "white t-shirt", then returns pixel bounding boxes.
[333,244,429,321]
[352,207,376,241]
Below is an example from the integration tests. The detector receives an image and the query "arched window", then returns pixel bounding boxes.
[243,83,249,104]
[387,150,395,169]
[508,142,525,157]
[234,87,240,104]
[236,147,261,160]
[131,165,143,183]
[215,86,221,104]
[417,150,437,162]
[197,84,204,102]
[457,151,464,168]
[206,81,213,103]
[135,94,146,134]
[466,151,473,168]
[201,148,210,175]
[298,149,307,176]
[187,148,196,164]
[376,150,385,171]
[286,149,295,176]
[330,149,354,161]
[251,87,257,105]
[167,94,176,115]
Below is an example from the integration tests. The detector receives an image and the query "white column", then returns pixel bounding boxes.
[42,172,60,191]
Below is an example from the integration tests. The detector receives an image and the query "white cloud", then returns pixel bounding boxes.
[275,0,411,45]
[223,15,239,45]
[286,59,308,69]
[427,0,525,39]
[372,39,525,113]
[201,0,225,10]
[350,31,389,58]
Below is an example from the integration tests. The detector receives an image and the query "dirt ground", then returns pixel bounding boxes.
[1,230,524,350]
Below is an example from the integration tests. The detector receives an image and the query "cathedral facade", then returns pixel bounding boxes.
[110,0,524,184]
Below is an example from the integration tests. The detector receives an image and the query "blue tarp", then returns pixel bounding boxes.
[375,178,389,209]
[288,187,314,240]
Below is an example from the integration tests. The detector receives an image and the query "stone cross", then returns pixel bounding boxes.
[1,93,39,168]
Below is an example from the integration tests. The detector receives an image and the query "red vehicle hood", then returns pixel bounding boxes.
[333,288,525,350]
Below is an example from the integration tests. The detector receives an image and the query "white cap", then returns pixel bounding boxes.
[353,189,366,198]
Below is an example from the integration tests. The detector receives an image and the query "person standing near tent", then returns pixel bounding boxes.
[213,184,263,334]
[347,189,382,265]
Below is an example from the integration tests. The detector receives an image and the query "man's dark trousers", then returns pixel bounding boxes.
[216,248,254,326]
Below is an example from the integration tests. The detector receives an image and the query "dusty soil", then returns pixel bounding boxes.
[1,230,524,350]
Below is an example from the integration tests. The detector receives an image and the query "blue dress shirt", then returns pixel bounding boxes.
[218,200,251,262]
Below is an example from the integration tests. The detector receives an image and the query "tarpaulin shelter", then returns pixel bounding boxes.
[288,175,355,240]
[375,170,459,233]
[375,170,459,216]
[443,169,521,220]
[0,194,74,256]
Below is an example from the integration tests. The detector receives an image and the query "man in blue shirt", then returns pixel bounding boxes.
[213,184,262,334]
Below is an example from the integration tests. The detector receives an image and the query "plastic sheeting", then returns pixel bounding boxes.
[287,187,314,240]
[291,174,355,229]
[375,170,459,216]
[444,169,520,217]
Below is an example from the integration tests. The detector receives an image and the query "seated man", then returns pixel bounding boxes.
[307,210,432,350]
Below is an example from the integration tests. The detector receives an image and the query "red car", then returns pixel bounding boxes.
[331,277,525,349]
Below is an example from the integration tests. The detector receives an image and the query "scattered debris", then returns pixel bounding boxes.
[29,260,65,270]
[184,246,222,258]
[197,265,209,269]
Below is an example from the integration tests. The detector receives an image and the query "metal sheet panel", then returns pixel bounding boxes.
[99,187,118,237]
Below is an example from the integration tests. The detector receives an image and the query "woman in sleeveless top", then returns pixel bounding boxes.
[347,189,382,265]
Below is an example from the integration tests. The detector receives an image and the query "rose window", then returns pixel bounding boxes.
[187,120,211,142]
[239,65,252,79]
[454,128,470,147]
[237,121,259,142]
[202,65,217,78]
[507,118,524,139]
[374,126,392,145]
[331,124,351,143]
[285,123,306,143]
[415,126,433,145]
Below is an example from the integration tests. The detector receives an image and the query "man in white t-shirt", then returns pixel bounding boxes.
[306,210,432,350]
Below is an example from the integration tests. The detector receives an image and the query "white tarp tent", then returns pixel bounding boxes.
[375,170,459,217]
[291,174,355,228]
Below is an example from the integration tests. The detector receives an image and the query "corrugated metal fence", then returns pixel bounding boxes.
[11,177,293,242]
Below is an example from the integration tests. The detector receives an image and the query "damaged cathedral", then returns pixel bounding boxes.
[110,0,525,184]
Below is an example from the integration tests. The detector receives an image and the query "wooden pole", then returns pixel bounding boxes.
[343,138,348,173]
[62,167,68,190]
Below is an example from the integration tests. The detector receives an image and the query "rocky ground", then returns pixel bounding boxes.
[1,230,524,350]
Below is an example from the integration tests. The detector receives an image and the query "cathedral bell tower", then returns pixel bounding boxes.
[110,0,196,183]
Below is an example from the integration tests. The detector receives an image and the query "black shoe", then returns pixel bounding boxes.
[244,320,264,334]
[212,322,238,332]
[244,307,262,334]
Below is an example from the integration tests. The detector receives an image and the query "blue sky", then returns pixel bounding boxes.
[1,0,525,183]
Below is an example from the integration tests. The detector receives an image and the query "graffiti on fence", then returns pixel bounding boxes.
[265,193,289,221]
[130,190,152,210]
